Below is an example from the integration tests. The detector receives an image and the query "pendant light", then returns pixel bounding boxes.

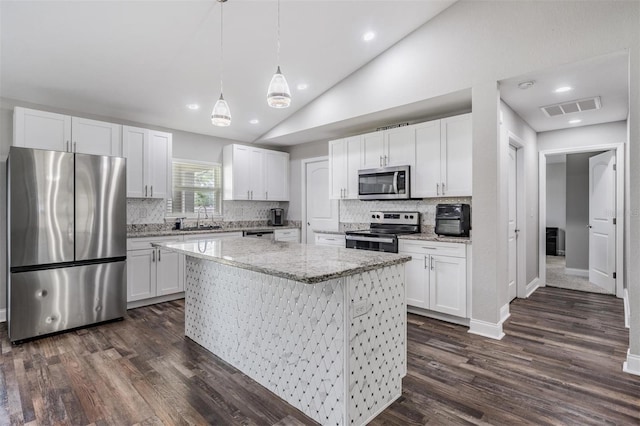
[212,0,231,126]
[267,0,291,108]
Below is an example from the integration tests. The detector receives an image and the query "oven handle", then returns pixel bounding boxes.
[346,235,395,244]
[393,171,399,194]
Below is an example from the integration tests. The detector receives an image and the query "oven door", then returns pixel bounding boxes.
[358,166,410,200]
[345,234,398,253]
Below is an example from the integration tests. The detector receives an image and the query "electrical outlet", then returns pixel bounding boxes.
[353,300,369,318]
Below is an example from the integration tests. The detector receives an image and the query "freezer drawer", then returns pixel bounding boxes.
[8,261,126,342]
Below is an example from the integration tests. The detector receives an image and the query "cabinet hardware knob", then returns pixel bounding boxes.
[442,182,445,194]
[150,185,153,197]
[251,190,253,199]
[66,141,70,152]
[430,256,434,270]
[158,249,161,262]
[145,185,148,197]
[436,183,440,196]
[247,190,250,199]
[152,250,155,262]
[73,142,77,152]
[424,255,428,269]
[384,155,388,166]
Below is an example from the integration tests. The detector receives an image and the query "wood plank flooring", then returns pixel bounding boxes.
[1,287,638,425]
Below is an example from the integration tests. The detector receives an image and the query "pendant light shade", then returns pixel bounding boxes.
[267,0,290,108]
[267,66,291,108]
[211,93,231,126]
[212,0,231,127]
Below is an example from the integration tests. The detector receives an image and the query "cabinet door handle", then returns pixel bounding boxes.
[152,250,155,262]
[251,190,253,199]
[73,142,77,152]
[265,191,268,200]
[430,256,434,270]
[145,185,148,197]
[436,183,440,196]
[66,141,70,152]
[384,155,388,166]
[442,182,445,195]
[379,156,383,167]
[158,249,161,262]
[424,255,428,269]
[422,246,438,250]
[247,190,250,199]
[150,185,153,197]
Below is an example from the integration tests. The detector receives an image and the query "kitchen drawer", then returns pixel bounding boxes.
[398,240,466,257]
[314,233,346,247]
[127,235,183,251]
[274,229,300,242]
[182,232,242,241]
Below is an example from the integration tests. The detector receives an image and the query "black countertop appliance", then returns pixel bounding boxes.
[435,204,471,237]
[270,208,285,226]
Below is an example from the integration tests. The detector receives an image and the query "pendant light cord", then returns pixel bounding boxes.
[220,1,224,94]
[277,0,280,65]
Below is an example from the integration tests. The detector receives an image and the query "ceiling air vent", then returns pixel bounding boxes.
[540,96,601,118]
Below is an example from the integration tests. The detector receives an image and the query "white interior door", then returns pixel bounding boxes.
[507,145,518,301]
[588,150,616,293]
[305,159,339,243]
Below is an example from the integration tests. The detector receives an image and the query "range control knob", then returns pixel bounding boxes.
[404,215,409,219]
[371,214,376,219]
[376,215,381,219]
[410,215,414,219]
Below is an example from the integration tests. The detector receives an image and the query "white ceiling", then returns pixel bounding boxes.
[500,51,628,133]
[0,0,456,144]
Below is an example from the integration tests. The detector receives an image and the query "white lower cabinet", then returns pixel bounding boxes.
[127,236,184,303]
[274,228,300,242]
[399,240,468,318]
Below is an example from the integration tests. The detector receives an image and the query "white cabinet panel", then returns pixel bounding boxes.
[405,253,428,309]
[274,228,299,242]
[223,144,288,201]
[385,126,415,168]
[414,120,441,198]
[127,249,156,302]
[156,248,184,296]
[361,131,384,169]
[441,113,472,196]
[71,117,121,156]
[329,136,361,199]
[314,233,346,246]
[430,255,467,317]
[122,126,172,199]
[13,107,71,151]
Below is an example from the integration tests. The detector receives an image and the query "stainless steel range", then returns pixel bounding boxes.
[345,211,420,253]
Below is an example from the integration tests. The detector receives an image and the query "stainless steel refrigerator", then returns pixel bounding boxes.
[7,147,126,342]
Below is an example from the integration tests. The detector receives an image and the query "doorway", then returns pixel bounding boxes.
[301,157,339,243]
[539,144,624,298]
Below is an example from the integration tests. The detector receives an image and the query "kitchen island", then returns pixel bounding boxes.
[161,237,410,425]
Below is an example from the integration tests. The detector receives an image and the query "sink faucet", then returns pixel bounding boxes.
[196,206,208,228]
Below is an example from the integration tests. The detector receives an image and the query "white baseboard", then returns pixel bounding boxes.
[499,303,510,323]
[565,267,588,278]
[468,318,505,340]
[0,308,5,323]
[525,277,540,298]
[127,293,184,310]
[407,306,470,327]
[623,349,640,376]
[623,289,630,329]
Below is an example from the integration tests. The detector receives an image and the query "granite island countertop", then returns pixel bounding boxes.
[159,237,410,284]
[398,233,472,244]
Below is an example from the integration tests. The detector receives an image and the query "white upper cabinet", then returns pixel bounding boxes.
[122,126,172,199]
[413,113,472,198]
[329,136,361,199]
[13,107,121,156]
[440,113,472,197]
[361,131,385,169]
[223,144,289,201]
[361,127,415,169]
[264,150,290,201]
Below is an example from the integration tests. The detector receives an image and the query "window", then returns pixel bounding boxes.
[167,159,222,217]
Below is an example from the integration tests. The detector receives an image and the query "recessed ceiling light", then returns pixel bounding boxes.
[568,119,582,124]
[518,80,535,90]
[363,31,375,42]
[249,119,259,124]
[297,83,308,90]
[186,103,200,110]
[555,86,572,93]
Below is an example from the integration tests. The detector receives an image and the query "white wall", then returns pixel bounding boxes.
[538,121,628,151]
[500,101,539,287]
[546,162,566,253]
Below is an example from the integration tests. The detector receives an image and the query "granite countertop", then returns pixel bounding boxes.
[159,237,410,284]
[312,230,345,236]
[398,233,472,244]
[128,225,300,238]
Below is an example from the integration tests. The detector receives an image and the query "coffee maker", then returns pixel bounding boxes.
[269,208,284,226]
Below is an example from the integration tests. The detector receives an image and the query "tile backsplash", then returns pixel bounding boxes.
[127,198,166,224]
[339,197,472,231]
[127,198,288,225]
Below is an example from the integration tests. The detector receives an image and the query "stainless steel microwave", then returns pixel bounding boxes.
[358,165,410,200]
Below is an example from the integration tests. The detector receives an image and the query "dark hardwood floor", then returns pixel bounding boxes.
[1,287,638,425]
